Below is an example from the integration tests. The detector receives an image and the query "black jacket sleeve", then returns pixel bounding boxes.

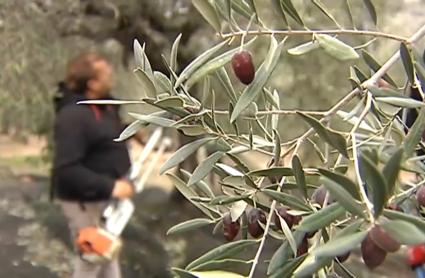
[54,107,115,200]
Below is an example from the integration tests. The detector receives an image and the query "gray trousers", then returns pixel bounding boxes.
[59,200,121,278]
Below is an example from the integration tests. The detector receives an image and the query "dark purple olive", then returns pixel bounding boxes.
[369,226,400,253]
[361,232,387,269]
[274,207,301,229]
[247,208,267,238]
[297,236,309,257]
[312,185,332,207]
[232,51,255,85]
[222,213,240,241]
[416,186,425,206]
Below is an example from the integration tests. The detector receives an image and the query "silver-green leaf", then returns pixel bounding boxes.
[160,137,215,174]
[316,34,359,61]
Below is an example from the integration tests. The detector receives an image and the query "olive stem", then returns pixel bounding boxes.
[222,29,408,42]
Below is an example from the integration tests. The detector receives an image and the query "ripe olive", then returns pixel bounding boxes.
[274,207,301,229]
[369,226,400,253]
[247,208,267,238]
[222,213,240,241]
[297,236,309,257]
[416,186,425,206]
[232,51,255,85]
[361,232,387,269]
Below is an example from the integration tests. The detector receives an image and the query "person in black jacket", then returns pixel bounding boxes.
[52,52,133,278]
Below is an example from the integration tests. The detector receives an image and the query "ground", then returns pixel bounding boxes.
[0,135,417,277]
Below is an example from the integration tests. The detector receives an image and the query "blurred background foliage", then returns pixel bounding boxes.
[0,0,423,150]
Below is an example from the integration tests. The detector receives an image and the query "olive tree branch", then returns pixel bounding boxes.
[283,24,425,148]
[246,24,425,277]
[222,29,408,42]
[207,109,326,116]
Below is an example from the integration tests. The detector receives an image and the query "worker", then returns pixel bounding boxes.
[52,52,134,278]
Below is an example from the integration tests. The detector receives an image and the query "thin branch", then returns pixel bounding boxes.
[222,29,408,42]
[206,109,326,116]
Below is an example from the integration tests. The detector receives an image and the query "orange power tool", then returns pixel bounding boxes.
[75,128,170,263]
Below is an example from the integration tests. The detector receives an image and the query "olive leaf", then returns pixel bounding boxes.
[297,112,349,158]
[383,148,404,196]
[311,0,340,28]
[185,239,258,270]
[272,0,289,27]
[362,0,377,25]
[262,189,312,211]
[358,152,387,218]
[362,50,397,87]
[134,68,157,98]
[167,218,214,235]
[192,0,222,33]
[190,258,251,272]
[133,39,154,81]
[292,155,307,199]
[114,120,146,142]
[279,0,304,26]
[316,34,359,61]
[216,68,238,104]
[312,230,368,258]
[318,169,360,200]
[188,151,225,185]
[403,107,425,157]
[166,173,215,219]
[287,41,320,56]
[297,203,345,233]
[273,129,281,165]
[400,42,416,85]
[322,177,366,217]
[129,113,176,127]
[154,71,174,95]
[381,220,425,245]
[175,39,230,88]
[160,137,215,174]
[268,255,307,278]
[375,97,425,109]
[267,230,307,275]
[383,209,425,231]
[171,33,182,73]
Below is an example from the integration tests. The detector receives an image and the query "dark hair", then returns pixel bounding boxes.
[65,52,106,94]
